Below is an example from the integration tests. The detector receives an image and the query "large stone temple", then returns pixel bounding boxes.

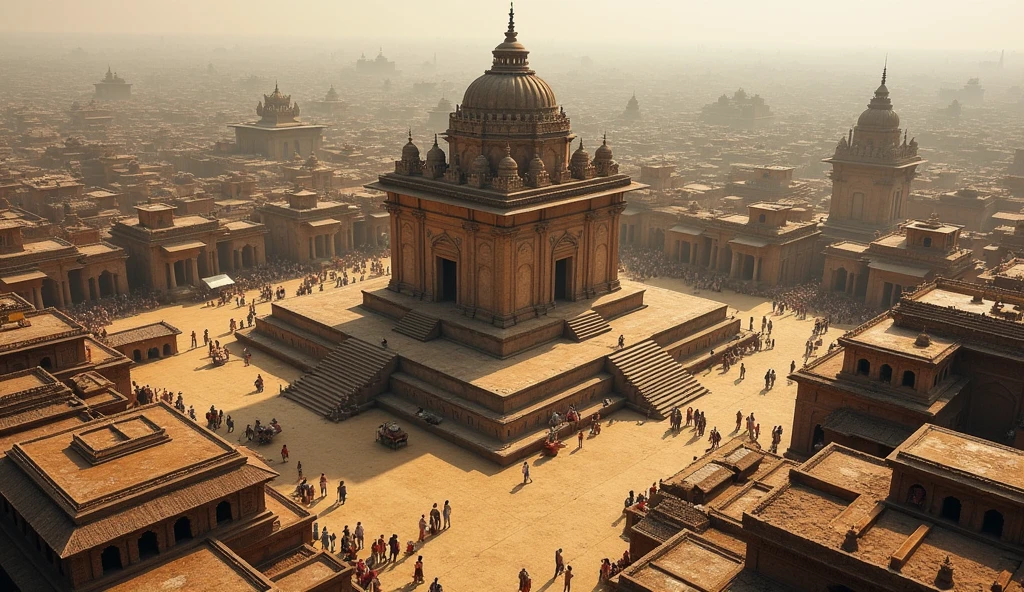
[240,7,743,465]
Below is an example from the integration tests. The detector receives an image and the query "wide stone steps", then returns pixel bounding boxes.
[565,310,612,342]
[393,310,440,341]
[282,337,398,419]
[607,339,709,419]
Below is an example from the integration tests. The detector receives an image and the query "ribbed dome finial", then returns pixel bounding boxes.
[881,55,887,86]
[506,3,516,41]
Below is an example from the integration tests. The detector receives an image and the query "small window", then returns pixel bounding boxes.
[758,214,766,223]
[879,364,893,383]
[39,357,52,369]
[906,484,926,508]
[856,359,870,376]
[923,237,932,247]
[982,509,1004,538]
[902,370,916,388]
[941,496,962,523]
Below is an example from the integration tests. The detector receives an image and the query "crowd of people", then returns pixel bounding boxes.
[66,292,162,336]
[619,246,878,326]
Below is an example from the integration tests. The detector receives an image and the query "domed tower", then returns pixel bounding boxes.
[623,92,641,121]
[822,64,925,245]
[369,5,641,327]
[445,3,573,186]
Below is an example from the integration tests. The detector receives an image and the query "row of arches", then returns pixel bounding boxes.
[906,485,1004,537]
[131,344,174,363]
[99,501,232,575]
[855,359,916,388]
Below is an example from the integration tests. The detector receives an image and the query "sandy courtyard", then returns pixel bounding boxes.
[115,270,848,592]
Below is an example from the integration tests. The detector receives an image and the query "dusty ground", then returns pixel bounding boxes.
[116,268,851,592]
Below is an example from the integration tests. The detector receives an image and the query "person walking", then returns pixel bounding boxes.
[319,473,328,498]
[577,430,584,449]
[739,363,745,379]
[554,548,564,578]
[355,521,365,550]
[442,500,451,529]
[522,461,532,484]
[337,480,347,504]
[563,566,574,592]
[190,331,198,348]
[413,556,424,584]
[280,444,289,463]
[418,515,427,542]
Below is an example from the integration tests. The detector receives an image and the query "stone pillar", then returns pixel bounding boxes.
[168,262,177,289]
[385,204,401,290]
[326,233,335,258]
[307,237,313,261]
[710,243,718,270]
[62,280,72,307]
[464,222,480,311]
[730,251,741,279]
[753,257,761,282]
[33,287,43,310]
[115,273,124,295]
[412,210,427,295]
[190,258,199,286]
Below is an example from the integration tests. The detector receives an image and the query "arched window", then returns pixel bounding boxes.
[163,343,172,356]
[812,424,825,450]
[39,357,52,369]
[758,214,766,223]
[133,349,142,362]
[173,517,192,543]
[982,509,1004,538]
[941,496,962,523]
[100,545,122,574]
[147,347,160,359]
[216,501,232,525]
[906,484,926,508]
[856,359,870,376]
[902,370,916,388]
[923,237,932,247]
[879,364,893,383]
[137,531,159,560]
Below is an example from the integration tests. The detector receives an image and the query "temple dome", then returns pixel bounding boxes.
[426,135,446,166]
[528,153,546,173]
[857,68,900,130]
[402,132,420,161]
[460,5,558,113]
[497,145,519,177]
[471,153,490,175]
[595,135,613,161]
[571,140,590,167]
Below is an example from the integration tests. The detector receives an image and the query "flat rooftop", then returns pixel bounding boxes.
[274,277,724,397]
[0,310,82,350]
[890,424,1024,502]
[913,287,1024,324]
[12,404,233,511]
[848,316,959,362]
[105,541,273,592]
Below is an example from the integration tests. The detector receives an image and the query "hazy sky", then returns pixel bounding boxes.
[3,0,1022,52]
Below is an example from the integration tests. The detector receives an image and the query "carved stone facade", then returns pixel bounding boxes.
[822,67,926,245]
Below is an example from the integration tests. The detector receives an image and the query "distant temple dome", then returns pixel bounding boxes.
[402,132,420,161]
[460,5,558,114]
[857,67,900,130]
[595,135,613,162]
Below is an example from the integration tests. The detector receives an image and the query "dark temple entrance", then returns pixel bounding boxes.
[437,257,457,302]
[554,257,571,301]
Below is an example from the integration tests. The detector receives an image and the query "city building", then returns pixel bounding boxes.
[823,214,973,307]
[308,84,345,116]
[93,67,131,101]
[67,101,113,131]
[701,89,773,126]
[241,7,741,466]
[821,67,925,245]
[0,215,128,309]
[355,48,396,75]
[0,400,349,591]
[622,202,821,286]
[790,277,1024,460]
[724,165,818,206]
[426,97,453,132]
[255,187,358,263]
[906,188,998,232]
[1005,149,1024,196]
[229,84,325,161]
[0,292,131,396]
[108,204,267,295]
[622,92,641,121]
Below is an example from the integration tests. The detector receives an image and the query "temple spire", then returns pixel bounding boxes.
[881,55,887,86]
[505,2,517,41]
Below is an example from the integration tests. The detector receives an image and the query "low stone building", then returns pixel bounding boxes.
[823,214,973,308]
[93,67,131,101]
[108,204,267,295]
[103,321,181,363]
[0,293,132,397]
[229,84,325,161]
[255,188,358,263]
[790,278,1024,460]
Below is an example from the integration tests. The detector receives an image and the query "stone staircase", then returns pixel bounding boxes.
[393,310,441,341]
[607,339,709,419]
[282,338,398,419]
[565,310,612,342]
